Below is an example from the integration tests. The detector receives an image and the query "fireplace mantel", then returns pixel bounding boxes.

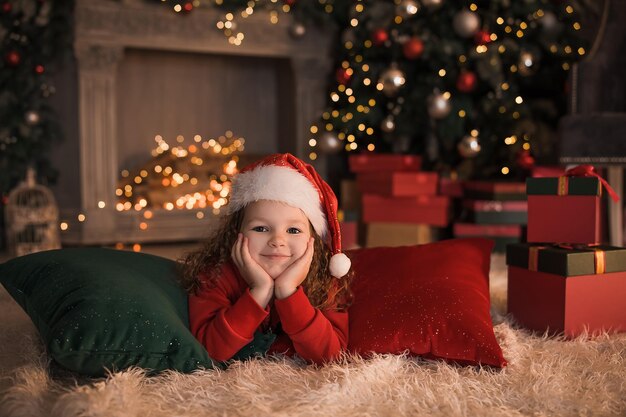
[62,0,334,245]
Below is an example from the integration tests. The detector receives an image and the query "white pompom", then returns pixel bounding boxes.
[329,253,351,278]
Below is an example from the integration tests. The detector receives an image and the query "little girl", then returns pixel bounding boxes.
[181,153,353,365]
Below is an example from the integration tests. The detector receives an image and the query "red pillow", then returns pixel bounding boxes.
[347,238,507,367]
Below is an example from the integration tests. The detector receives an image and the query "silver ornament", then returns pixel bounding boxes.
[427,91,451,119]
[25,110,40,125]
[381,116,395,133]
[457,135,481,158]
[518,49,539,76]
[421,0,444,9]
[317,131,342,154]
[453,10,480,38]
[289,22,306,38]
[397,0,419,18]
[379,66,406,97]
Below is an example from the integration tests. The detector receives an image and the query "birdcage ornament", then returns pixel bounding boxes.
[5,168,61,257]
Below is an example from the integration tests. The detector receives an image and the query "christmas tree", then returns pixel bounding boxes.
[0,1,74,196]
[309,0,587,180]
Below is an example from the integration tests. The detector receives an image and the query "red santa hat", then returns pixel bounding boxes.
[228,153,351,278]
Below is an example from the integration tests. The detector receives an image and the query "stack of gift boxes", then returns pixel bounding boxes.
[342,154,451,248]
[453,181,528,252]
[506,169,626,337]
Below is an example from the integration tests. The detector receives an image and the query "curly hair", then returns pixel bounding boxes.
[179,208,353,311]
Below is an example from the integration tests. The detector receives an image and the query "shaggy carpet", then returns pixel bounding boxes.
[1,255,625,417]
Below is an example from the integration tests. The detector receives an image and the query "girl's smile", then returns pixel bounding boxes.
[240,200,312,279]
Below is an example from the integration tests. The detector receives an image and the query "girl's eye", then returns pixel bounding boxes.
[287,227,302,234]
[251,226,268,232]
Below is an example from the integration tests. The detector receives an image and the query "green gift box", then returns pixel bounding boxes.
[506,243,626,276]
[526,176,602,196]
[526,176,603,244]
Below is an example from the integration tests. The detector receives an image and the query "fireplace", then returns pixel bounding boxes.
[57,0,333,245]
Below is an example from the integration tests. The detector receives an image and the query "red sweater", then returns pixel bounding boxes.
[188,262,348,364]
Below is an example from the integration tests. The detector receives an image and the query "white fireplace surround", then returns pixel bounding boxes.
[65,0,333,245]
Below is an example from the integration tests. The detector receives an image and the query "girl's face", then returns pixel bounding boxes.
[240,200,313,279]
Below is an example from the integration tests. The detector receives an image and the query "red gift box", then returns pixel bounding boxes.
[339,221,359,250]
[463,181,526,201]
[507,265,626,337]
[453,223,522,238]
[527,167,620,244]
[455,223,523,252]
[531,165,566,178]
[356,172,438,196]
[349,154,421,173]
[526,176,603,244]
[362,194,450,226]
[439,177,463,198]
[527,195,601,244]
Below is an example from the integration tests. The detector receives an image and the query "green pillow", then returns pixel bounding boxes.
[0,248,217,376]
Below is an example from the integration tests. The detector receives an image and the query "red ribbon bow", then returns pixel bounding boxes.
[565,165,620,202]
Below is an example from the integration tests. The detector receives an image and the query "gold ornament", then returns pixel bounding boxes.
[381,116,395,133]
[317,131,342,154]
[453,10,480,38]
[25,110,40,125]
[427,91,451,119]
[289,22,306,38]
[379,66,406,97]
[457,135,481,158]
[397,0,420,18]
[518,50,539,76]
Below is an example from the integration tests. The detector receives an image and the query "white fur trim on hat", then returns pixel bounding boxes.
[329,253,351,278]
[229,165,327,237]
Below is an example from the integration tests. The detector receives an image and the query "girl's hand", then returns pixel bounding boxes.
[274,237,314,300]
[231,233,274,308]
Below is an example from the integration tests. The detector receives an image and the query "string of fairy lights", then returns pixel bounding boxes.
[58,132,245,250]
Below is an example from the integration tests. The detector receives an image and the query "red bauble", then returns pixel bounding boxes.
[336,67,352,85]
[474,30,492,45]
[371,28,389,46]
[35,64,45,74]
[2,2,12,13]
[183,2,193,12]
[5,51,20,66]
[283,0,296,5]
[402,37,424,59]
[456,71,477,93]
[516,150,535,171]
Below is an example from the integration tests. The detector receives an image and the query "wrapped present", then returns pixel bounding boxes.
[453,223,522,252]
[356,172,438,197]
[339,221,360,250]
[506,243,626,337]
[348,154,421,173]
[340,179,361,212]
[362,194,450,226]
[463,181,526,201]
[531,165,566,178]
[506,243,626,276]
[526,165,619,244]
[439,177,463,198]
[463,200,528,225]
[365,222,435,248]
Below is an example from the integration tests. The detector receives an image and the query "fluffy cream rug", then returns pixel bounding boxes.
[1,255,625,417]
